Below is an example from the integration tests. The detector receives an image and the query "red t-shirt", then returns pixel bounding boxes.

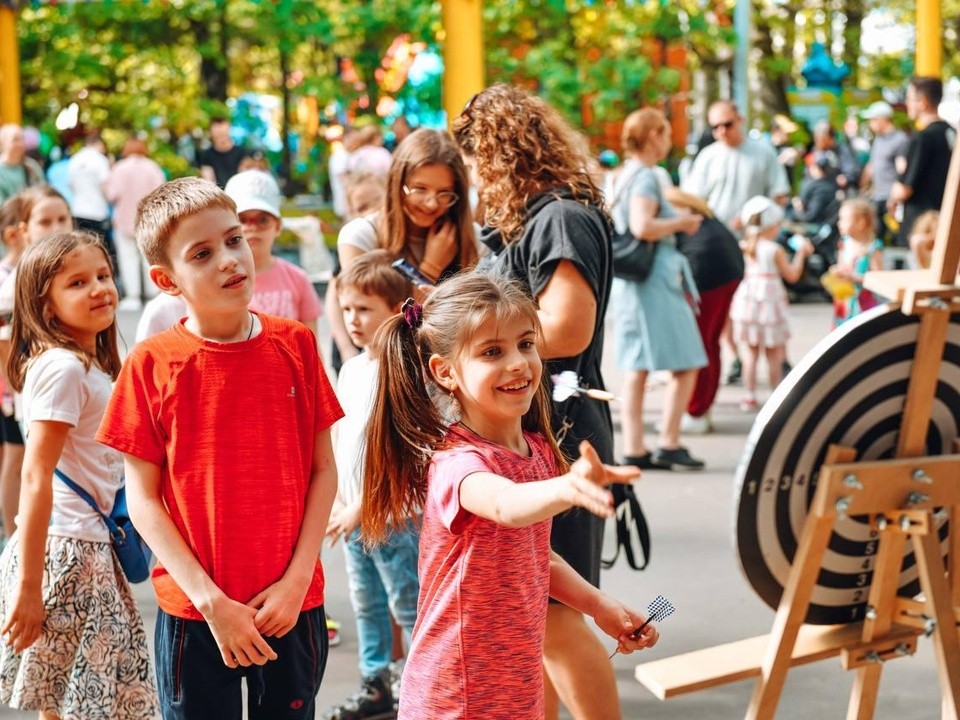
[97,312,343,620]
[398,425,555,720]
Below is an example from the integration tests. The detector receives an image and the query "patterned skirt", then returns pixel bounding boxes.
[0,534,157,720]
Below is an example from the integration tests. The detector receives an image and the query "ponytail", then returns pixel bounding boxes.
[361,312,446,544]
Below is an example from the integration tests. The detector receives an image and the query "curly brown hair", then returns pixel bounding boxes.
[452,84,603,243]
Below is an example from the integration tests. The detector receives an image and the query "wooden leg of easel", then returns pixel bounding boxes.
[745,446,858,720]
[846,527,907,720]
[912,517,960,718]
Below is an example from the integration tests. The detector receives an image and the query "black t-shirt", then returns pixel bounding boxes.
[900,120,956,238]
[196,145,248,188]
[479,191,614,463]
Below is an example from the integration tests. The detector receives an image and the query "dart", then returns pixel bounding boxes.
[551,371,619,403]
[609,594,675,659]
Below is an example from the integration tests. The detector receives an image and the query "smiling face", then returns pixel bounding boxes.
[151,207,253,316]
[46,244,117,353]
[401,163,457,231]
[439,313,542,439]
[339,285,397,349]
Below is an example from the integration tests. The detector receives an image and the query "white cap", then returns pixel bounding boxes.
[861,101,894,120]
[740,195,784,229]
[224,170,282,218]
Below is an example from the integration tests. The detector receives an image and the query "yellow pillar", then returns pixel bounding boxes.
[441,0,484,125]
[916,0,942,77]
[0,4,21,125]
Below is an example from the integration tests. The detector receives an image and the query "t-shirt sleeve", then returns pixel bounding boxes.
[295,268,323,322]
[26,352,85,427]
[900,135,923,189]
[337,215,379,253]
[429,447,494,534]
[524,201,606,301]
[96,349,167,466]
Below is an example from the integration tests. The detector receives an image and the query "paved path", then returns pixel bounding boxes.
[0,300,946,719]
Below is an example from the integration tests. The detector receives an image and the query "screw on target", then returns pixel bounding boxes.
[609,594,675,659]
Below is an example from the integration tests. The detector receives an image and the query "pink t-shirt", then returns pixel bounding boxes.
[104,155,166,237]
[398,425,556,720]
[250,258,322,322]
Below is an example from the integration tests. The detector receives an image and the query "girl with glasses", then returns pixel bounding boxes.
[337,128,478,284]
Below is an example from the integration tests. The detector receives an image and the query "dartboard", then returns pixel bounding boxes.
[734,304,959,625]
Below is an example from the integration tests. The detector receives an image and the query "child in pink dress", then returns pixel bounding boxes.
[730,196,812,411]
[360,273,659,719]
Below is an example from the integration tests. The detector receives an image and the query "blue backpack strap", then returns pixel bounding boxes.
[54,468,122,538]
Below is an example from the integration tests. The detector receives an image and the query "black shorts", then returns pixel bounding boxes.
[0,412,23,446]
[155,605,328,720]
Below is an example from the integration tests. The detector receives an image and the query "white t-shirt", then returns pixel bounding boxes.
[67,146,111,221]
[135,293,187,342]
[337,213,380,255]
[682,138,790,227]
[334,351,378,509]
[0,267,16,336]
[21,348,123,542]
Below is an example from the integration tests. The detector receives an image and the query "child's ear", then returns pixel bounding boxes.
[149,265,181,296]
[428,353,456,393]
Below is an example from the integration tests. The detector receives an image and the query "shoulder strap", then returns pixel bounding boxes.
[54,468,121,537]
[611,166,646,211]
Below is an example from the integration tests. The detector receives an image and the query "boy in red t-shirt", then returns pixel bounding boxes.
[97,177,343,720]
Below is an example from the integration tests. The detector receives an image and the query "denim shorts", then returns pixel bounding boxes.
[155,605,328,720]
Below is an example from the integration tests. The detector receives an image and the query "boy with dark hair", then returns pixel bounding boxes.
[97,177,343,720]
[890,76,957,246]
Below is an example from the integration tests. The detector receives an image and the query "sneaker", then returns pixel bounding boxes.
[652,446,706,471]
[326,616,342,647]
[740,396,759,412]
[680,412,712,435]
[323,670,395,720]
[726,357,742,385]
[622,453,671,470]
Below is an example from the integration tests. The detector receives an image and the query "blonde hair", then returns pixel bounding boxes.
[841,198,877,229]
[7,231,121,391]
[452,84,603,243]
[621,108,670,155]
[136,177,236,266]
[361,273,566,543]
[14,184,69,227]
[911,210,939,238]
[378,129,477,274]
[344,172,386,219]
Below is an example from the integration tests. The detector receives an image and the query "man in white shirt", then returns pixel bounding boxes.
[68,131,111,233]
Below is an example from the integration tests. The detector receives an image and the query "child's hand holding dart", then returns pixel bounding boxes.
[608,594,675,658]
[591,594,660,656]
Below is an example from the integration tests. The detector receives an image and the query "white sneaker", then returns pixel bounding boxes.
[118,298,142,312]
[680,412,712,434]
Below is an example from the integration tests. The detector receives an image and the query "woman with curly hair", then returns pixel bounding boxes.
[452,84,620,720]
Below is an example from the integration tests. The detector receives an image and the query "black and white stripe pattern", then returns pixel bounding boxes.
[735,305,957,625]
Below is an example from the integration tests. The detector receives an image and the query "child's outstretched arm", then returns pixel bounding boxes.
[124,454,278,669]
[548,551,659,655]
[250,428,338,638]
[1,420,68,653]
[459,440,638,528]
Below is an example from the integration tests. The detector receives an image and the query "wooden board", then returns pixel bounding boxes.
[635,623,920,700]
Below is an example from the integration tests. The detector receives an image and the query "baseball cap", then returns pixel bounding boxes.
[861,101,894,120]
[740,195,785,229]
[224,170,282,218]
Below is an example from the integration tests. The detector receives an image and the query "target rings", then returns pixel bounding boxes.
[734,305,957,625]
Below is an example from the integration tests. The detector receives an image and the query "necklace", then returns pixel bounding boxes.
[245,311,255,341]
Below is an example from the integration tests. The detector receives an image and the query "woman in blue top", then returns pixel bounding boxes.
[612,108,707,471]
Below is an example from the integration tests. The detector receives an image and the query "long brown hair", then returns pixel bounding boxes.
[378,128,477,272]
[7,231,122,391]
[452,84,604,243]
[361,273,566,543]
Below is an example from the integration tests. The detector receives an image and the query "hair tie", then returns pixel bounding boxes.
[401,298,423,330]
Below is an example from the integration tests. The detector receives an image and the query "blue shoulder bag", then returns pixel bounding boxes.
[54,469,152,583]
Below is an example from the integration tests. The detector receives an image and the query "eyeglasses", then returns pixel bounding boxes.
[710,119,737,132]
[402,186,459,209]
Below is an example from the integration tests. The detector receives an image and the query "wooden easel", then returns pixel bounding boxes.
[635,139,960,720]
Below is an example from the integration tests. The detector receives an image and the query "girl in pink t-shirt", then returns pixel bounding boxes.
[361,274,659,719]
